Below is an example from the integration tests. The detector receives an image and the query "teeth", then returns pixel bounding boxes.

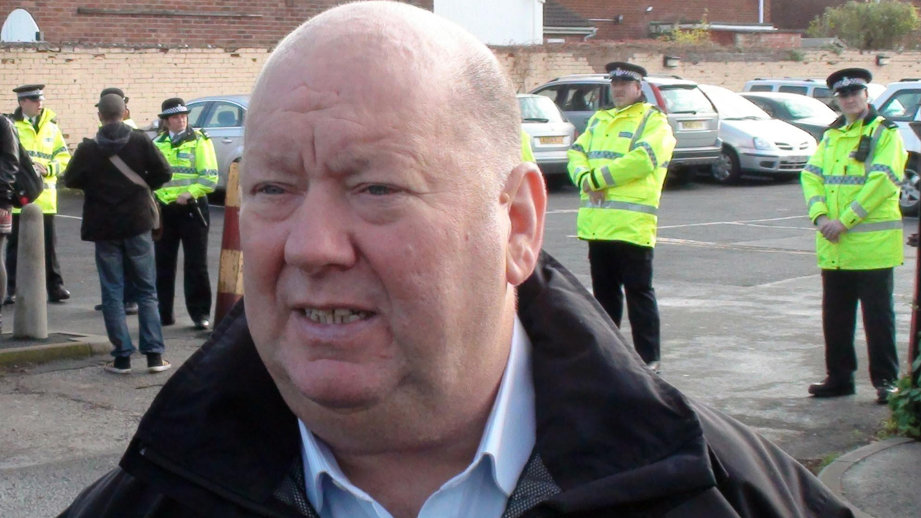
[303,308,371,324]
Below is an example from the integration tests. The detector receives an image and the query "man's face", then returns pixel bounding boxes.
[836,88,869,119]
[241,42,519,438]
[166,113,188,133]
[611,80,643,108]
[19,97,42,118]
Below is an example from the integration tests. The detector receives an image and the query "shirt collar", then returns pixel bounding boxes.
[298,314,536,512]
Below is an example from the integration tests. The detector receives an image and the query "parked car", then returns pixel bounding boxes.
[517,94,575,184]
[742,78,886,111]
[739,92,837,140]
[699,85,817,184]
[143,95,249,191]
[872,80,921,214]
[530,74,721,179]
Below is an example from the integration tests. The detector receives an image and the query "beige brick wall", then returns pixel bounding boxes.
[4,45,921,147]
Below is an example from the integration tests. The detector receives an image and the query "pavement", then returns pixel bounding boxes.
[1,185,920,517]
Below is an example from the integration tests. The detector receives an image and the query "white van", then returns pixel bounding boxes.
[742,78,886,109]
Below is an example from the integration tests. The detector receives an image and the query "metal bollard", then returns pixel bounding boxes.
[214,161,243,327]
[13,203,47,339]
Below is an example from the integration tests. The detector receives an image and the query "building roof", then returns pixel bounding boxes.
[544,0,593,29]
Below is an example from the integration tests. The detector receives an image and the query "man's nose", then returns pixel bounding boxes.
[284,185,358,274]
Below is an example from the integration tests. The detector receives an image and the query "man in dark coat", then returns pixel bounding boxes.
[57,4,855,518]
[63,94,172,374]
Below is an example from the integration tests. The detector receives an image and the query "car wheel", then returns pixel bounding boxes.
[711,147,741,184]
[901,166,920,216]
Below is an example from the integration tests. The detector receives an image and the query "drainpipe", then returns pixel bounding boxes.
[583,27,598,41]
[759,0,764,24]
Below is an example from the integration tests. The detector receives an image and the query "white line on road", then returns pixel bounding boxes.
[656,237,814,255]
[658,215,808,230]
[55,214,82,220]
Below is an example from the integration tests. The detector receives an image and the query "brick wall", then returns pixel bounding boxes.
[559,0,772,40]
[2,0,433,47]
[772,0,921,31]
[3,43,920,147]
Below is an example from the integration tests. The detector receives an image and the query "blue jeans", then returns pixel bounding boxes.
[95,233,164,358]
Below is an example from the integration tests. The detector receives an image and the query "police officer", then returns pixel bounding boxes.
[96,88,137,129]
[153,98,218,330]
[802,68,905,404]
[5,84,71,304]
[567,62,676,371]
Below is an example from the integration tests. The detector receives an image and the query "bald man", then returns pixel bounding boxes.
[57,4,854,518]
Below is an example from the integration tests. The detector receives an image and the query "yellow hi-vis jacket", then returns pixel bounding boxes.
[153,129,219,205]
[801,108,905,270]
[567,102,676,247]
[13,108,70,214]
[521,130,535,163]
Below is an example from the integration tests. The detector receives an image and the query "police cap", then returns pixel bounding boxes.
[13,84,45,100]
[826,68,872,94]
[604,62,647,82]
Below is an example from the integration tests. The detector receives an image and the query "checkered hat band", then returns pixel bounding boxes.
[609,70,642,81]
[833,77,867,90]
[16,89,42,98]
[161,105,188,115]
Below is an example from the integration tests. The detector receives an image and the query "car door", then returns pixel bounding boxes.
[877,87,921,153]
[199,101,245,189]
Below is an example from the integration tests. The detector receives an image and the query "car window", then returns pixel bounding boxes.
[781,96,837,119]
[187,102,208,128]
[534,85,565,106]
[202,102,244,128]
[657,85,716,114]
[518,96,565,123]
[746,97,776,117]
[778,86,808,95]
[559,85,602,112]
[879,89,921,121]
[700,85,770,120]
[748,84,774,92]
[813,87,832,101]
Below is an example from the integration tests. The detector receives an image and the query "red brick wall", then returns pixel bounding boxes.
[558,0,772,40]
[772,0,921,31]
[1,0,433,47]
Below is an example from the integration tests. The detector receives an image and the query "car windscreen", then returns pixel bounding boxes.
[702,86,770,120]
[781,96,837,120]
[657,85,716,115]
[519,96,565,123]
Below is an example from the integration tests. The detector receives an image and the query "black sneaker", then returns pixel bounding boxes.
[876,384,897,405]
[808,377,856,398]
[104,356,132,375]
[94,304,103,311]
[125,302,139,315]
[147,353,172,373]
[3,294,15,306]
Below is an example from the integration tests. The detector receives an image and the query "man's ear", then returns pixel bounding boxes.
[97,112,104,123]
[502,162,547,286]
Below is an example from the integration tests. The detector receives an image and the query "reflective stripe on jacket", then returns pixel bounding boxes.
[567,102,676,246]
[521,130,535,163]
[800,108,905,270]
[13,108,70,214]
[153,129,219,205]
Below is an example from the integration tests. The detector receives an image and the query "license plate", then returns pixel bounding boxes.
[680,120,707,130]
[539,136,565,145]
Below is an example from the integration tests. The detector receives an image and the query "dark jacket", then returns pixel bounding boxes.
[57,253,854,518]
[63,122,171,242]
[0,116,19,210]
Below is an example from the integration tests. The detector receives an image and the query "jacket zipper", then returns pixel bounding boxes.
[139,446,298,518]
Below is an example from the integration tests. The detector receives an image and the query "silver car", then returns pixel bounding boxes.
[518,94,575,184]
[144,95,249,191]
[700,85,817,184]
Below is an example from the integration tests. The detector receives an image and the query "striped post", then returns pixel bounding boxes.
[214,161,243,327]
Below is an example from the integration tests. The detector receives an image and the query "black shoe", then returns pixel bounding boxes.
[104,356,132,375]
[193,317,210,331]
[124,302,139,315]
[49,287,71,302]
[3,294,15,305]
[646,360,661,373]
[876,384,897,405]
[808,377,856,398]
[161,315,175,326]
[146,353,172,373]
[94,304,103,311]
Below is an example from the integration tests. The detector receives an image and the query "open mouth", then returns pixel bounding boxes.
[302,308,374,325]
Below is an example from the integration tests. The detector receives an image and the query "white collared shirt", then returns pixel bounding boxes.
[298,315,536,518]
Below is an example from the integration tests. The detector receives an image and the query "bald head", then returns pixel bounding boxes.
[97,93,126,124]
[247,1,520,191]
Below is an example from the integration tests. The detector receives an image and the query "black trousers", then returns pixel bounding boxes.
[6,213,64,294]
[588,240,660,363]
[822,268,900,387]
[155,201,211,321]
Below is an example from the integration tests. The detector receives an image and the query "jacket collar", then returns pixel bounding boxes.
[829,105,880,130]
[122,252,714,515]
[12,107,55,129]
